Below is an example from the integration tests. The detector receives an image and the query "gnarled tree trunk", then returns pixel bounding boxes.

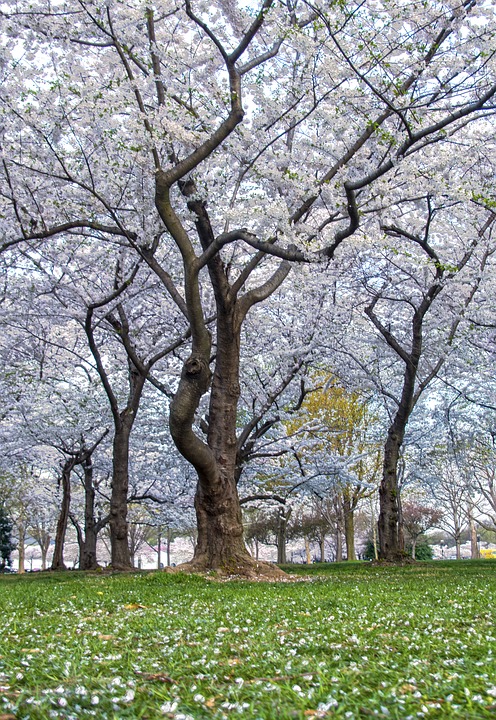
[174,307,254,571]
[156,170,291,576]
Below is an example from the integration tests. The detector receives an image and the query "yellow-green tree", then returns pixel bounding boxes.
[286,373,381,560]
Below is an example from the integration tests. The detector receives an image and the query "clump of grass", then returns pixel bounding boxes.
[1,561,495,718]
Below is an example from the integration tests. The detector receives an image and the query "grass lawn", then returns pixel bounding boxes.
[0,561,495,719]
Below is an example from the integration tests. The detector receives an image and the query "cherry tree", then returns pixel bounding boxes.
[2,0,496,573]
[401,501,443,559]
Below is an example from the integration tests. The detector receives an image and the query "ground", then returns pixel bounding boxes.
[1,561,495,718]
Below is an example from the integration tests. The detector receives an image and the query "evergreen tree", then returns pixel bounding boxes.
[0,506,15,570]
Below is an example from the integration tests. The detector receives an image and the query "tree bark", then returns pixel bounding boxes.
[17,521,26,574]
[86,300,146,571]
[343,496,356,561]
[40,542,49,571]
[79,456,106,570]
[51,460,74,570]
[276,510,290,564]
[469,513,479,559]
[109,421,133,569]
[320,535,327,562]
[366,225,452,561]
[304,536,312,564]
[192,308,255,570]
[334,531,342,562]
[171,302,283,575]
[377,359,417,560]
[378,428,404,560]
[31,520,51,571]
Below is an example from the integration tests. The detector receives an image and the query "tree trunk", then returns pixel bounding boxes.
[456,538,461,560]
[80,456,101,570]
[33,526,51,571]
[166,527,171,567]
[198,310,251,570]
[17,522,26,574]
[334,531,342,562]
[304,536,312,564]
[40,543,49,571]
[170,304,281,576]
[51,461,73,570]
[469,514,479,559]
[411,537,417,560]
[378,428,404,561]
[343,498,356,561]
[80,527,99,570]
[277,511,288,564]
[109,422,132,569]
[378,366,416,561]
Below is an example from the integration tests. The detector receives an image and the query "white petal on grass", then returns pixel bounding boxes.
[161,700,178,713]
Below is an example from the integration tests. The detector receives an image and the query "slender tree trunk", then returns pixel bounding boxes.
[166,527,171,567]
[51,461,73,570]
[17,522,26,574]
[34,528,51,570]
[411,538,417,560]
[277,511,289,564]
[370,496,379,560]
[41,543,49,571]
[334,531,342,562]
[343,498,356,561]
[456,538,461,560]
[469,513,479,559]
[304,536,312,564]
[80,456,100,570]
[157,528,161,569]
[378,362,418,560]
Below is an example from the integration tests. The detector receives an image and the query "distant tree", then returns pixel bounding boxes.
[243,508,274,562]
[402,501,443,560]
[285,373,380,560]
[0,467,34,573]
[0,506,15,570]
[29,509,53,571]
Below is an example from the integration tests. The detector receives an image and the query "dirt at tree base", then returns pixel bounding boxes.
[164,556,296,581]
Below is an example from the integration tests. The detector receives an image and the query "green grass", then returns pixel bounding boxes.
[1,561,495,719]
